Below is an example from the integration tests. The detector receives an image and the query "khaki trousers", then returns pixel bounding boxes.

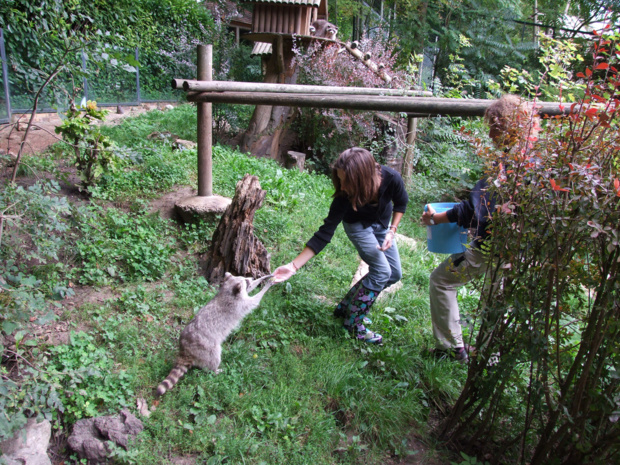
[429,246,489,350]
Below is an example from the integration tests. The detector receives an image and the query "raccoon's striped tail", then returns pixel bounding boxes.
[155,364,189,397]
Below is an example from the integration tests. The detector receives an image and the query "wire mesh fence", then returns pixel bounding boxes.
[0,27,191,124]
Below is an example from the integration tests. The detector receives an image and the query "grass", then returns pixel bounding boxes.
[7,104,482,464]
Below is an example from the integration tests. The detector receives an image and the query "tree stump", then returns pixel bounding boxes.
[204,174,271,283]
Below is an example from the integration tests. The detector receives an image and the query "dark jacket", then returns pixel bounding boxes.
[446,177,497,248]
[306,165,408,254]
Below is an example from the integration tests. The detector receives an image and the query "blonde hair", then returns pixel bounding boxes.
[332,147,381,210]
[484,94,539,145]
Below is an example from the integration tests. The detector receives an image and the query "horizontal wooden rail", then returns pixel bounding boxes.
[172,79,433,97]
[184,90,569,117]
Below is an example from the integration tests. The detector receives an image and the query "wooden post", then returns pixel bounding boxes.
[197,45,213,197]
[295,8,302,34]
[402,115,418,181]
[276,35,285,75]
[265,7,272,32]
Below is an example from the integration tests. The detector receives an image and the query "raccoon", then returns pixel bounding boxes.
[155,273,274,397]
[309,19,338,40]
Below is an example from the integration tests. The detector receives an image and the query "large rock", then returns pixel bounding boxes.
[175,194,232,223]
[0,418,52,465]
[67,409,143,463]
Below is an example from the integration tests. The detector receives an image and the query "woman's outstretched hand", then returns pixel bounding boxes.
[273,262,297,283]
[377,230,395,251]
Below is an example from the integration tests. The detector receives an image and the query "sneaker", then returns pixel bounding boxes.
[433,347,469,362]
[355,326,383,344]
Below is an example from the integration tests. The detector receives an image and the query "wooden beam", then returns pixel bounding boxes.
[178,79,433,97]
[185,91,569,117]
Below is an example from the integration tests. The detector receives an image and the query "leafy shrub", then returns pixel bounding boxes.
[72,204,175,285]
[55,101,121,191]
[441,27,620,465]
[489,33,586,102]
[0,365,64,441]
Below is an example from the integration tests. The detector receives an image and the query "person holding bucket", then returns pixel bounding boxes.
[420,94,539,362]
[273,147,408,345]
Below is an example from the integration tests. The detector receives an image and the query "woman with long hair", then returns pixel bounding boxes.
[273,147,408,344]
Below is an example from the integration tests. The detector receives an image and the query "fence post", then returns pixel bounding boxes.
[135,47,140,104]
[0,28,12,123]
[81,49,88,101]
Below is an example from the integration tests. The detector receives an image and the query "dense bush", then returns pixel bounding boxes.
[441,28,620,464]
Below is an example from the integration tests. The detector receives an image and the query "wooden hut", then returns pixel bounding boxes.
[246,0,326,35]
[239,0,331,160]
[243,0,328,58]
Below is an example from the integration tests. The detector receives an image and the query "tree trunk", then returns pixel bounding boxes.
[204,174,271,284]
[240,46,299,163]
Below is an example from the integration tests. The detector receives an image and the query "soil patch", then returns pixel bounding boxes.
[0,103,172,158]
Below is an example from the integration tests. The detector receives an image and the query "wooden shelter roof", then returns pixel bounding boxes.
[251,42,273,56]
[242,0,321,6]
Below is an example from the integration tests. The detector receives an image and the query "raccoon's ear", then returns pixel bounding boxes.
[224,272,232,280]
[233,282,242,295]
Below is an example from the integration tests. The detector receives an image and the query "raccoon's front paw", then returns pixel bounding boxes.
[214,368,222,375]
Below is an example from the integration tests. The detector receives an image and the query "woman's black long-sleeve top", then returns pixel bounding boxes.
[306,165,408,255]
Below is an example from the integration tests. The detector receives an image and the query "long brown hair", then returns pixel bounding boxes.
[332,147,382,210]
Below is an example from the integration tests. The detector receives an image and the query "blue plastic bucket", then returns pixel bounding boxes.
[426,203,468,254]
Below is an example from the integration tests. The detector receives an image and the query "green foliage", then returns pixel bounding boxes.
[0,180,70,263]
[48,331,135,424]
[0,181,74,335]
[72,204,175,285]
[489,33,586,102]
[55,101,120,191]
[452,452,490,465]
[406,117,484,205]
[0,0,92,110]
[0,0,214,109]
[0,365,64,441]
